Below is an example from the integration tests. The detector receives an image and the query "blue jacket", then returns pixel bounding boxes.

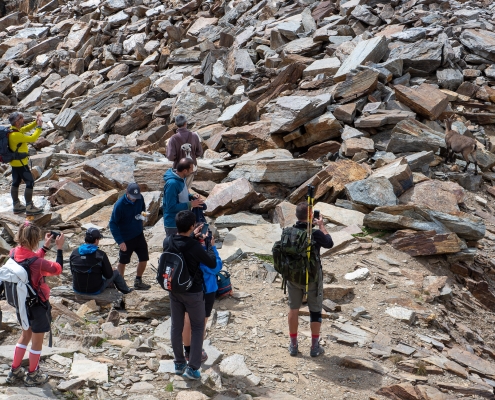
[200,245,222,294]
[109,194,145,244]
[163,168,192,228]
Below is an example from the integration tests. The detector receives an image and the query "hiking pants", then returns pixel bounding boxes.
[169,291,205,370]
[11,166,34,189]
[101,270,130,294]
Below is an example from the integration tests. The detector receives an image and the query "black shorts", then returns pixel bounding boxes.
[27,301,52,333]
[204,292,216,318]
[119,232,149,264]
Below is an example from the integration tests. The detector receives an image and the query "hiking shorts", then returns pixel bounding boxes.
[287,269,323,312]
[27,301,52,333]
[119,232,149,264]
[204,292,216,318]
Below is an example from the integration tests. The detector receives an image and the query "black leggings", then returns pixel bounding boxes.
[11,166,34,189]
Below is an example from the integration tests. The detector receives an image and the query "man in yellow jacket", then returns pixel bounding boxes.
[8,112,43,215]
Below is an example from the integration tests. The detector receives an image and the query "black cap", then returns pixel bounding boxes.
[85,227,103,241]
[126,182,141,200]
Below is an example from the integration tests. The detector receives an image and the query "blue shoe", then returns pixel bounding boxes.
[183,366,201,380]
[174,362,187,375]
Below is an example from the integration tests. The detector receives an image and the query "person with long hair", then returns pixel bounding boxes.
[6,222,64,386]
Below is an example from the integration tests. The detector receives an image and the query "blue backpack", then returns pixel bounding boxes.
[216,270,232,298]
[0,126,27,164]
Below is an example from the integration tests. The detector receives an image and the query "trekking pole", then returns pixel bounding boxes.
[306,185,315,294]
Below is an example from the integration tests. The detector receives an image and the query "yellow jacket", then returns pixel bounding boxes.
[8,121,42,167]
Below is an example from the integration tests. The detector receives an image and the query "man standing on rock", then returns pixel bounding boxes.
[8,112,44,216]
[166,114,203,189]
[163,158,204,237]
[282,202,333,357]
[109,183,151,290]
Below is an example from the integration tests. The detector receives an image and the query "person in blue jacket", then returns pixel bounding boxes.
[109,183,151,290]
[163,158,204,237]
[182,229,222,363]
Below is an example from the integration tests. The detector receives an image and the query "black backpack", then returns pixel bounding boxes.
[0,126,28,164]
[4,250,45,310]
[157,237,194,293]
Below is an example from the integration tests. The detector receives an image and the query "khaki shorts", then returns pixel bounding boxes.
[287,269,323,312]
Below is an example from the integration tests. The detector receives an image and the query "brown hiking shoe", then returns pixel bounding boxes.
[13,202,26,214]
[26,203,43,216]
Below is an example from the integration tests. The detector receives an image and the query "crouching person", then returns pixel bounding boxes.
[1,222,64,386]
[69,228,133,295]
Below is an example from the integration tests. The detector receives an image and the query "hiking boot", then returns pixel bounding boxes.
[134,279,151,290]
[122,288,134,295]
[6,366,25,383]
[174,362,187,375]
[183,366,201,380]
[25,203,43,216]
[13,202,26,215]
[288,343,298,357]
[185,349,208,363]
[310,345,325,358]
[24,369,48,387]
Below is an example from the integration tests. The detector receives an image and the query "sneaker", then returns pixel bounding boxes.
[133,279,151,290]
[310,345,325,358]
[183,366,201,380]
[25,203,43,216]
[122,288,134,295]
[289,343,298,357]
[13,202,26,215]
[6,366,25,383]
[184,349,208,363]
[23,369,48,387]
[174,362,187,375]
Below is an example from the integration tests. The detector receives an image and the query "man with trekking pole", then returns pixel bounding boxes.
[272,185,333,357]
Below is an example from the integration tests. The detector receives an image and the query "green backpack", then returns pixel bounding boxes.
[272,226,320,289]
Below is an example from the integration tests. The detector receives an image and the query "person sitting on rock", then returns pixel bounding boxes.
[8,112,44,216]
[285,202,333,358]
[109,183,151,291]
[163,158,204,238]
[166,114,203,189]
[69,228,133,295]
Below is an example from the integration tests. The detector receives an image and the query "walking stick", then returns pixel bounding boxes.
[306,185,315,294]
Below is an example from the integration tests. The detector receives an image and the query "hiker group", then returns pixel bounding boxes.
[1,111,331,387]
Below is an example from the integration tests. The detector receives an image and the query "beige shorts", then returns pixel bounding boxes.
[287,269,323,312]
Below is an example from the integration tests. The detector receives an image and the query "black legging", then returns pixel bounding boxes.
[11,166,34,189]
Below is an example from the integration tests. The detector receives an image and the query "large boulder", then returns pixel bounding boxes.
[289,159,369,204]
[227,159,321,187]
[205,178,261,217]
[81,155,135,191]
[264,94,332,134]
[221,122,285,156]
[399,180,465,213]
[363,205,485,241]
[345,177,398,208]
[217,100,258,128]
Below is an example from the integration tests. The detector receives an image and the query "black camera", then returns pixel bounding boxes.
[50,231,60,238]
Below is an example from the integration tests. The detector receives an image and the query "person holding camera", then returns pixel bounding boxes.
[6,223,64,386]
[284,203,333,358]
[163,211,217,381]
[69,228,133,295]
[8,112,44,216]
[181,223,222,363]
